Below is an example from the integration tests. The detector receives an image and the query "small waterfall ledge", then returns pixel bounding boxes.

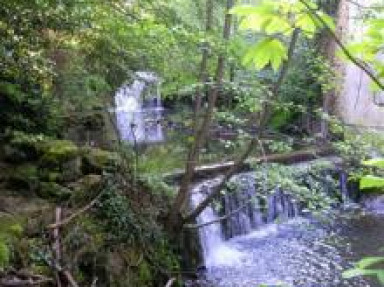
[190,159,353,270]
[115,71,164,143]
[191,173,301,269]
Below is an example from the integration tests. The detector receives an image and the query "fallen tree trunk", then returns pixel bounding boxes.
[163,147,334,183]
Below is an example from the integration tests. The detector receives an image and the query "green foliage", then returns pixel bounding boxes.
[39,140,79,164]
[0,241,9,269]
[251,160,338,213]
[0,219,24,269]
[345,8,384,87]
[363,158,384,168]
[243,38,287,71]
[231,0,335,71]
[360,157,384,191]
[360,176,384,190]
[343,257,384,284]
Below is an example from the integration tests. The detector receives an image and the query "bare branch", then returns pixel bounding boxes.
[47,191,103,230]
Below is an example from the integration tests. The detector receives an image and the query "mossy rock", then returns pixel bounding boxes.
[3,131,47,163]
[39,170,62,182]
[81,112,105,131]
[38,139,79,166]
[69,174,102,192]
[37,182,72,201]
[69,174,103,204]
[2,144,32,163]
[7,164,39,191]
[0,217,25,269]
[82,148,120,174]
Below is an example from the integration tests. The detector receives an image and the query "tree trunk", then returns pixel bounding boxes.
[193,0,214,122]
[167,0,234,231]
[185,28,301,223]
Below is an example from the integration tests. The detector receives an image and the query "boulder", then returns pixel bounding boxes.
[38,139,79,166]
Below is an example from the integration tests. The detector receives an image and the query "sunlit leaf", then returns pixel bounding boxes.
[357,257,384,269]
[363,158,384,168]
[360,176,384,189]
[243,38,287,71]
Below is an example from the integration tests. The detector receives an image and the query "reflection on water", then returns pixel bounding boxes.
[193,211,384,287]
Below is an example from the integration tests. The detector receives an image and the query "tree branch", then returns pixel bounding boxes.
[168,0,234,227]
[299,0,384,91]
[184,27,300,223]
[47,191,103,230]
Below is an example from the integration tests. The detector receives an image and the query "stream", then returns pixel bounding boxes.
[189,169,384,287]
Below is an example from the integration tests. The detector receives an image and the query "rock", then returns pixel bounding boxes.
[68,174,102,193]
[2,145,30,163]
[38,139,79,167]
[37,139,82,182]
[82,148,120,174]
[61,157,82,182]
[82,111,105,131]
[2,131,45,163]
[7,164,39,191]
[37,182,72,201]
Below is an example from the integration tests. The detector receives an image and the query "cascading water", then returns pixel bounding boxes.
[189,161,383,287]
[191,172,300,269]
[191,182,245,268]
[115,72,164,143]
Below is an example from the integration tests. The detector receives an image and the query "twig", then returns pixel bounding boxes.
[184,196,264,229]
[53,207,62,287]
[47,191,103,230]
[0,277,53,286]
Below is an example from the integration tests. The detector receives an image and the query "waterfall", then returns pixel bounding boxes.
[191,180,245,268]
[191,173,300,268]
[115,72,164,143]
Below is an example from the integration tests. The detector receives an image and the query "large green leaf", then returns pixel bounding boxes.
[360,176,384,189]
[357,257,384,269]
[243,38,287,71]
[342,268,382,279]
[363,158,384,168]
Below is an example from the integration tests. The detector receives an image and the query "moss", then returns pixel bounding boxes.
[0,217,25,269]
[0,240,9,269]
[37,182,72,201]
[69,174,103,204]
[82,148,120,174]
[8,164,39,191]
[138,260,152,284]
[38,139,79,166]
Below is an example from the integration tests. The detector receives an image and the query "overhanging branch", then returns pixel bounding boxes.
[299,0,384,91]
